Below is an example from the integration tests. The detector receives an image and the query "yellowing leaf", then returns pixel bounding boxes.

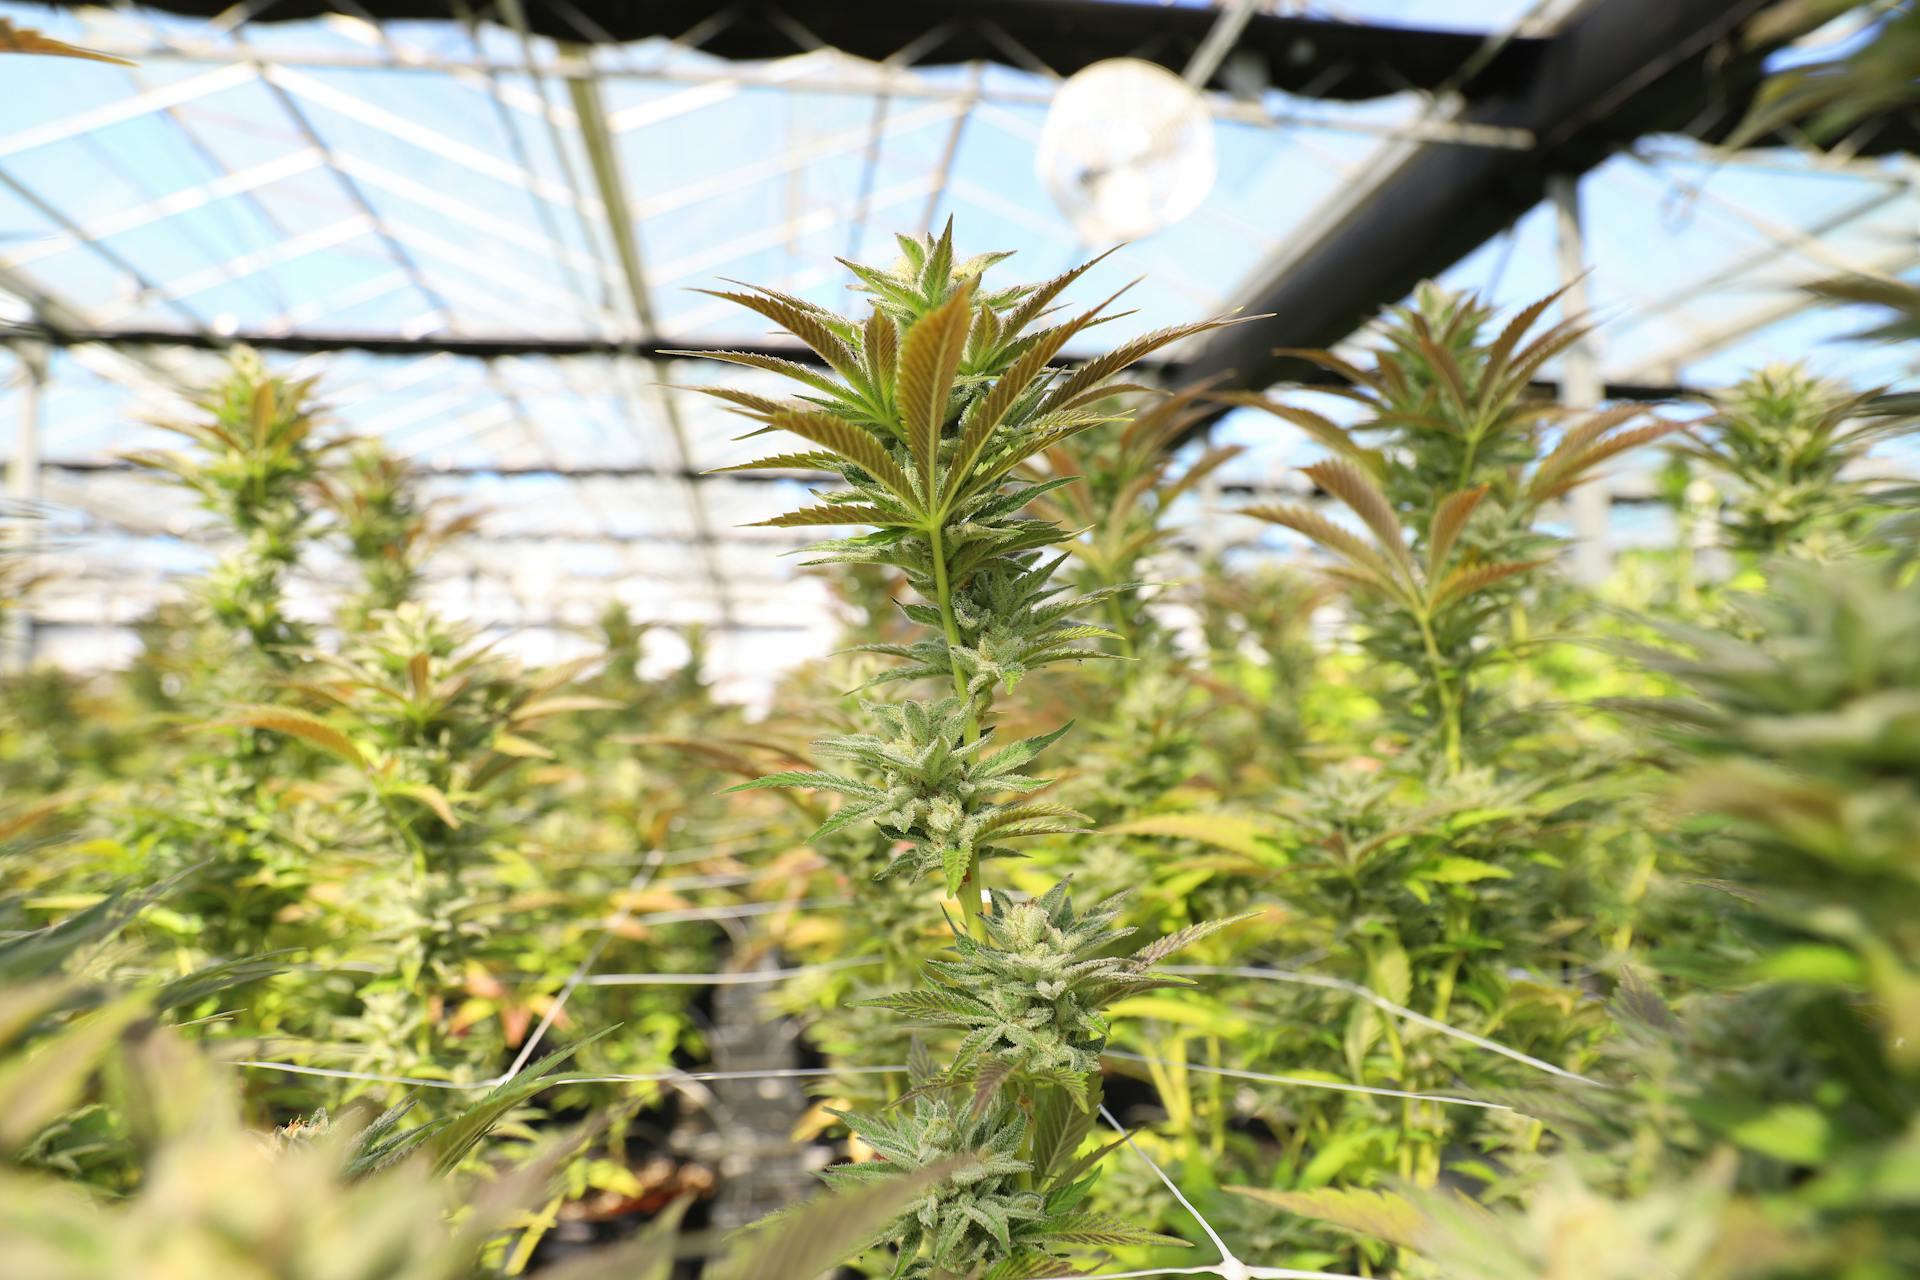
[1413,856,1513,884]
[217,706,364,766]
[0,18,135,64]
[491,732,556,759]
[391,782,461,829]
[1106,996,1247,1037]
[1228,1185,1428,1251]
[509,695,622,724]
[1105,812,1279,861]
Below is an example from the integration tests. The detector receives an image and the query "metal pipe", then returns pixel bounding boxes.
[1550,172,1610,585]
[3,344,46,672]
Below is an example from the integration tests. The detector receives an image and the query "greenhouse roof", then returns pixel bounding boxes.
[2,0,1917,694]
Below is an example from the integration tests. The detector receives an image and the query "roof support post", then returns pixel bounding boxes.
[4,342,46,673]
[1549,171,1609,585]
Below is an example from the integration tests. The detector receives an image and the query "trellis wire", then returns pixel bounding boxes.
[1164,964,1604,1087]
[585,957,881,986]
[1099,1103,1234,1259]
[1096,1105,1371,1280]
[1104,1049,1509,1112]
[232,1059,906,1092]
[231,1045,1511,1111]
[623,896,852,926]
[500,845,667,1081]
[219,849,1552,1276]
[649,866,815,892]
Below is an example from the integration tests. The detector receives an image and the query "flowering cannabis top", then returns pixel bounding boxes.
[865,881,1248,1101]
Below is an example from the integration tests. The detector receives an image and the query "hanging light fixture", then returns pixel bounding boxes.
[1036,57,1217,243]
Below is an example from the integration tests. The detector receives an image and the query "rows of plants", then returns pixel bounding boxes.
[4,225,1919,1279]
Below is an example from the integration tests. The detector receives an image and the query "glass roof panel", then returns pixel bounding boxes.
[3,0,1917,693]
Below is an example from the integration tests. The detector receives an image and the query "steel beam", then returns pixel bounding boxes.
[1177,0,1814,412]
[53,1,1549,101]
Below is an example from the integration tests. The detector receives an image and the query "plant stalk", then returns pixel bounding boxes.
[1413,606,1463,774]
[929,520,987,937]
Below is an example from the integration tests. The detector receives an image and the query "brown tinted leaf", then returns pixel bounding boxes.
[1303,457,1410,570]
[898,280,976,496]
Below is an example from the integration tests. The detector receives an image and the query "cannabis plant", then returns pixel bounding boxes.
[1230,284,1674,769]
[699,230,1222,913]
[108,351,346,969]
[0,921,917,1280]
[318,439,482,626]
[1676,362,1911,557]
[1027,383,1242,658]
[1257,555,1920,1277]
[125,349,332,661]
[1083,285,1679,1269]
[695,226,1245,1276]
[224,604,615,1082]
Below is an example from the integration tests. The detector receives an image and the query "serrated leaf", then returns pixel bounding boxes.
[491,731,555,759]
[1134,910,1261,966]
[1038,1213,1188,1248]
[753,504,906,529]
[217,705,364,766]
[722,769,877,797]
[766,409,918,504]
[1430,559,1547,610]
[671,349,846,399]
[1304,457,1409,571]
[694,288,862,381]
[1242,504,1411,603]
[1426,485,1488,578]
[900,279,976,496]
[390,782,461,828]
[1042,315,1241,413]
[976,722,1071,778]
[858,989,993,1021]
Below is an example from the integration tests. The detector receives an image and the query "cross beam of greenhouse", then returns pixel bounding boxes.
[51,0,1549,102]
[1176,0,1872,419]
[1,324,1684,405]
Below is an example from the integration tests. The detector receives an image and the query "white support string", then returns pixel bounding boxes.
[233,1059,907,1092]
[1080,1268,1369,1280]
[1099,1104,1236,1262]
[1094,1107,1376,1280]
[585,957,881,986]
[501,846,667,1081]
[1102,1050,1509,1112]
[649,869,781,892]
[1164,965,1604,1088]
[624,897,852,926]
[229,1061,486,1090]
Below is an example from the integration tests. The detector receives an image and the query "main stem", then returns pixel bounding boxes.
[929,521,987,939]
[1414,606,1463,775]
